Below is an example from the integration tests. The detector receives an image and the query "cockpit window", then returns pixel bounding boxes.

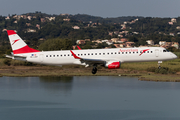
[163,49,169,52]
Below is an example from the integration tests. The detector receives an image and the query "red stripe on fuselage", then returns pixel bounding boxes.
[13,45,40,54]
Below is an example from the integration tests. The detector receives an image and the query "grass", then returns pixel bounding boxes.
[0,56,180,82]
[121,58,180,72]
[139,73,180,82]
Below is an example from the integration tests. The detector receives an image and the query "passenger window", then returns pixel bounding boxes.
[129,52,131,54]
[46,55,48,57]
[57,55,59,57]
[107,53,109,55]
[99,53,101,55]
[95,53,97,55]
[111,52,113,54]
[84,54,86,56]
[103,53,105,55]
[118,52,120,54]
[91,53,93,55]
[64,54,66,56]
[53,55,55,57]
[50,55,52,57]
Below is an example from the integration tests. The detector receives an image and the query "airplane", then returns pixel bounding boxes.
[6,30,177,74]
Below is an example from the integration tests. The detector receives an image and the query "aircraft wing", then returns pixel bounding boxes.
[70,50,119,65]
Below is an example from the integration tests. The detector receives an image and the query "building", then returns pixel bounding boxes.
[76,40,85,45]
[27,29,36,33]
[168,22,173,25]
[171,18,177,23]
[159,41,166,46]
[172,42,179,49]
[63,18,70,22]
[169,33,175,36]
[126,42,135,47]
[27,16,32,20]
[73,26,80,29]
[120,38,128,42]
[108,32,113,36]
[111,38,121,43]
[146,40,154,45]
[41,18,46,22]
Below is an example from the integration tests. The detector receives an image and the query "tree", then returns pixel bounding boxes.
[38,38,72,51]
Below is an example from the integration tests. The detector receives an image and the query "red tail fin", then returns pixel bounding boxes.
[7,30,40,54]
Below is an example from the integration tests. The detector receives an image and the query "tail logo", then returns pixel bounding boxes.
[12,39,20,45]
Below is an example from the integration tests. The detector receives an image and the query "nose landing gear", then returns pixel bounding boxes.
[158,61,162,69]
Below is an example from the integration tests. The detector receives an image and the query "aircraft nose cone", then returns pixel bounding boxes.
[172,54,178,59]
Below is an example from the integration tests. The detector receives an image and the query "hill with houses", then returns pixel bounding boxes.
[0,12,180,56]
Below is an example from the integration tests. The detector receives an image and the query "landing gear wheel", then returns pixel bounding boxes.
[92,67,97,74]
[158,66,161,69]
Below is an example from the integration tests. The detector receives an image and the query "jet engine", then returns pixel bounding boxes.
[105,61,121,69]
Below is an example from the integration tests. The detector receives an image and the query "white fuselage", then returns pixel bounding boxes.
[16,47,177,66]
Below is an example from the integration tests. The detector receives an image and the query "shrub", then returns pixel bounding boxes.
[3,59,11,66]
[147,67,156,72]
[154,67,169,74]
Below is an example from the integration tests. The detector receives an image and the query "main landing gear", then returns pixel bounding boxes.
[92,66,97,74]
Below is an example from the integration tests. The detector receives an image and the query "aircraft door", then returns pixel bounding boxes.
[155,49,159,57]
[39,54,44,62]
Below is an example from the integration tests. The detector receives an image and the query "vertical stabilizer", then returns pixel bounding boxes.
[7,30,39,54]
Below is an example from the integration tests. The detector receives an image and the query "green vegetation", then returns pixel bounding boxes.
[0,12,180,54]
[38,38,72,51]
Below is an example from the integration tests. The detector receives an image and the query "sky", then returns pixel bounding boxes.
[1,0,180,18]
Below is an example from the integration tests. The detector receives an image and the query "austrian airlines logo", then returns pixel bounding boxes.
[12,39,20,45]
[139,49,149,56]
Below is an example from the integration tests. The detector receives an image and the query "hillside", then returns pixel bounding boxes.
[0,12,180,55]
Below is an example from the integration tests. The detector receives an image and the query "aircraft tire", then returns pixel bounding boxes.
[92,67,97,74]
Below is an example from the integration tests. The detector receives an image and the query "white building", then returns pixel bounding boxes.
[159,41,166,46]
[146,40,154,45]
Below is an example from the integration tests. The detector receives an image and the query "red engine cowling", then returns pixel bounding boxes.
[105,61,121,69]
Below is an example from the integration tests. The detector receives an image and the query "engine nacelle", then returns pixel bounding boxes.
[105,61,121,69]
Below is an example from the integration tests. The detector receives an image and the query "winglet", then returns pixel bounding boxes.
[70,50,81,59]
[77,46,81,50]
